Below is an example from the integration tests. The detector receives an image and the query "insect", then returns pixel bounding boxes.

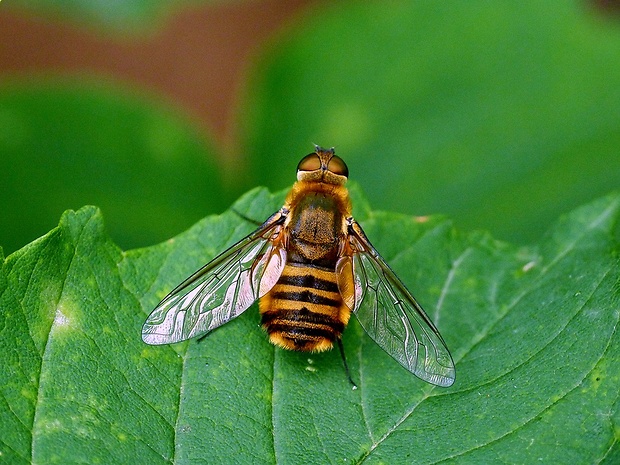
[142,146,455,387]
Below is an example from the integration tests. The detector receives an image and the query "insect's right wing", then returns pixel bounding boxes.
[142,209,288,345]
[338,219,456,387]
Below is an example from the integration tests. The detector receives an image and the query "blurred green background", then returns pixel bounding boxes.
[1,0,620,255]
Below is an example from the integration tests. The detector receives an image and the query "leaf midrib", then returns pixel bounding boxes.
[29,222,80,464]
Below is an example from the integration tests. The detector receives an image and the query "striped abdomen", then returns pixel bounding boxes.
[259,263,351,352]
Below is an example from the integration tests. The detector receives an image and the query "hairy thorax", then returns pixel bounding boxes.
[288,192,343,266]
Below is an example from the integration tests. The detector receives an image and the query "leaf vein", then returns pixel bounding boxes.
[359,215,617,462]
[436,265,619,462]
[450,198,619,370]
[29,216,88,463]
[0,390,30,432]
[434,247,473,326]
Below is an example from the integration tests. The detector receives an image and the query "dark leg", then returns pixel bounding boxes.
[232,208,262,226]
[337,338,357,390]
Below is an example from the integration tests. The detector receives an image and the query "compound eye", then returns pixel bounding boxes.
[297,153,321,172]
[327,155,349,177]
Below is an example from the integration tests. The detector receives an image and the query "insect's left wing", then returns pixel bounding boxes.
[338,219,456,387]
[142,210,288,345]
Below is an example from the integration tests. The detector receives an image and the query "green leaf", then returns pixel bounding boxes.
[0,78,226,255]
[241,0,620,245]
[1,188,619,464]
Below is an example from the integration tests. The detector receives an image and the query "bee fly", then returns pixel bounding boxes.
[142,146,455,387]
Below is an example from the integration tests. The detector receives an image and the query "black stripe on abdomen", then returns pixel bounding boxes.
[271,290,340,307]
[261,306,344,330]
[276,272,339,293]
[261,306,345,351]
[259,264,347,352]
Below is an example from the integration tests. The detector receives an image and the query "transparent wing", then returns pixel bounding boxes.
[342,219,455,387]
[142,210,288,345]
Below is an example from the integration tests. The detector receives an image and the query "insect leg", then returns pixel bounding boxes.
[337,338,357,390]
[232,208,263,226]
